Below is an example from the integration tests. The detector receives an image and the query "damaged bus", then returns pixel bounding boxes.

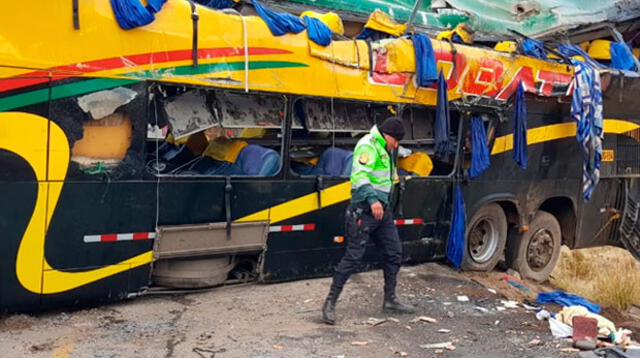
[1,0,640,311]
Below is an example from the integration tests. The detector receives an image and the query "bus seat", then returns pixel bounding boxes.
[398,152,433,176]
[313,147,353,176]
[234,144,281,176]
[187,156,231,175]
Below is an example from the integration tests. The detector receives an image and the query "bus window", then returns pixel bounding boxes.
[48,81,148,181]
[396,106,458,177]
[148,86,284,177]
[289,98,374,178]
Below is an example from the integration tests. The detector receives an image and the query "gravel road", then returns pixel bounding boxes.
[0,263,598,358]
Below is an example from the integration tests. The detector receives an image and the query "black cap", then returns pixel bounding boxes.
[378,116,405,141]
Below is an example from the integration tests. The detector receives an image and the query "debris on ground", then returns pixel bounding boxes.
[437,329,451,333]
[419,342,456,351]
[366,317,388,326]
[525,338,543,347]
[351,341,369,346]
[503,275,530,291]
[410,316,437,324]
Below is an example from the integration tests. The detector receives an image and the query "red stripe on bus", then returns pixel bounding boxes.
[133,232,149,240]
[101,234,118,242]
[0,47,291,92]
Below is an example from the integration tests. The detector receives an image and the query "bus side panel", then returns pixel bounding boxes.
[44,182,157,270]
[0,80,52,311]
[0,174,42,311]
[261,179,452,282]
[397,179,453,262]
[465,105,582,223]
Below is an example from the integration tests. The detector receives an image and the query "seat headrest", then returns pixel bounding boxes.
[236,145,280,176]
[319,147,353,176]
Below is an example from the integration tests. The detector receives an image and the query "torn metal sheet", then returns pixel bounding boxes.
[163,90,218,140]
[77,87,137,120]
[272,0,640,38]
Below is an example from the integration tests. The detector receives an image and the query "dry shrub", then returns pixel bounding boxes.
[551,246,640,311]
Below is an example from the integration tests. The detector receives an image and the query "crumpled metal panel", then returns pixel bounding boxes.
[274,0,640,37]
[273,0,469,29]
[446,0,640,36]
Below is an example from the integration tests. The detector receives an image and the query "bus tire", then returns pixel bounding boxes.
[462,203,507,271]
[506,210,561,282]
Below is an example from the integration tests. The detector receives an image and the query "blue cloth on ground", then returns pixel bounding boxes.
[446,185,465,269]
[434,71,453,161]
[610,42,636,71]
[513,81,527,169]
[303,16,333,46]
[522,39,547,60]
[110,0,167,30]
[470,116,490,178]
[252,0,305,36]
[413,33,438,87]
[537,290,601,314]
[570,60,603,201]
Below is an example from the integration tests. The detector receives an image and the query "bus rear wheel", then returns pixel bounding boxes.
[462,203,507,271]
[506,210,561,282]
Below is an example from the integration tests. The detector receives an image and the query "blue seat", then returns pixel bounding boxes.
[312,147,353,177]
[233,144,281,176]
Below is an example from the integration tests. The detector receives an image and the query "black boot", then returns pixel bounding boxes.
[383,293,416,314]
[322,285,342,325]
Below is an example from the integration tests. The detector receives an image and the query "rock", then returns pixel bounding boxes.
[525,338,542,347]
[506,269,522,281]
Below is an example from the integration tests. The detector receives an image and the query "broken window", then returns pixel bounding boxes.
[289,98,376,178]
[148,85,284,177]
[48,80,147,180]
[304,99,371,133]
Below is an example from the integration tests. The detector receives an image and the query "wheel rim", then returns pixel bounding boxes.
[526,228,554,272]
[468,217,499,263]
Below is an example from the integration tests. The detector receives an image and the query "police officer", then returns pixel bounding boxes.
[322,116,415,325]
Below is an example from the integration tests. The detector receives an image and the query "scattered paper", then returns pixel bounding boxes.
[457,296,469,302]
[500,300,519,309]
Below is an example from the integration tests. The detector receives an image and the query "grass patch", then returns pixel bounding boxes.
[550,246,640,311]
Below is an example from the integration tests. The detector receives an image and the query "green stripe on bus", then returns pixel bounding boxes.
[126,60,308,78]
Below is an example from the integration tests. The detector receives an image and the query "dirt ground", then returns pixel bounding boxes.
[4,262,635,358]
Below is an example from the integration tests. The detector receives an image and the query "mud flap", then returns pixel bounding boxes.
[619,179,640,261]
